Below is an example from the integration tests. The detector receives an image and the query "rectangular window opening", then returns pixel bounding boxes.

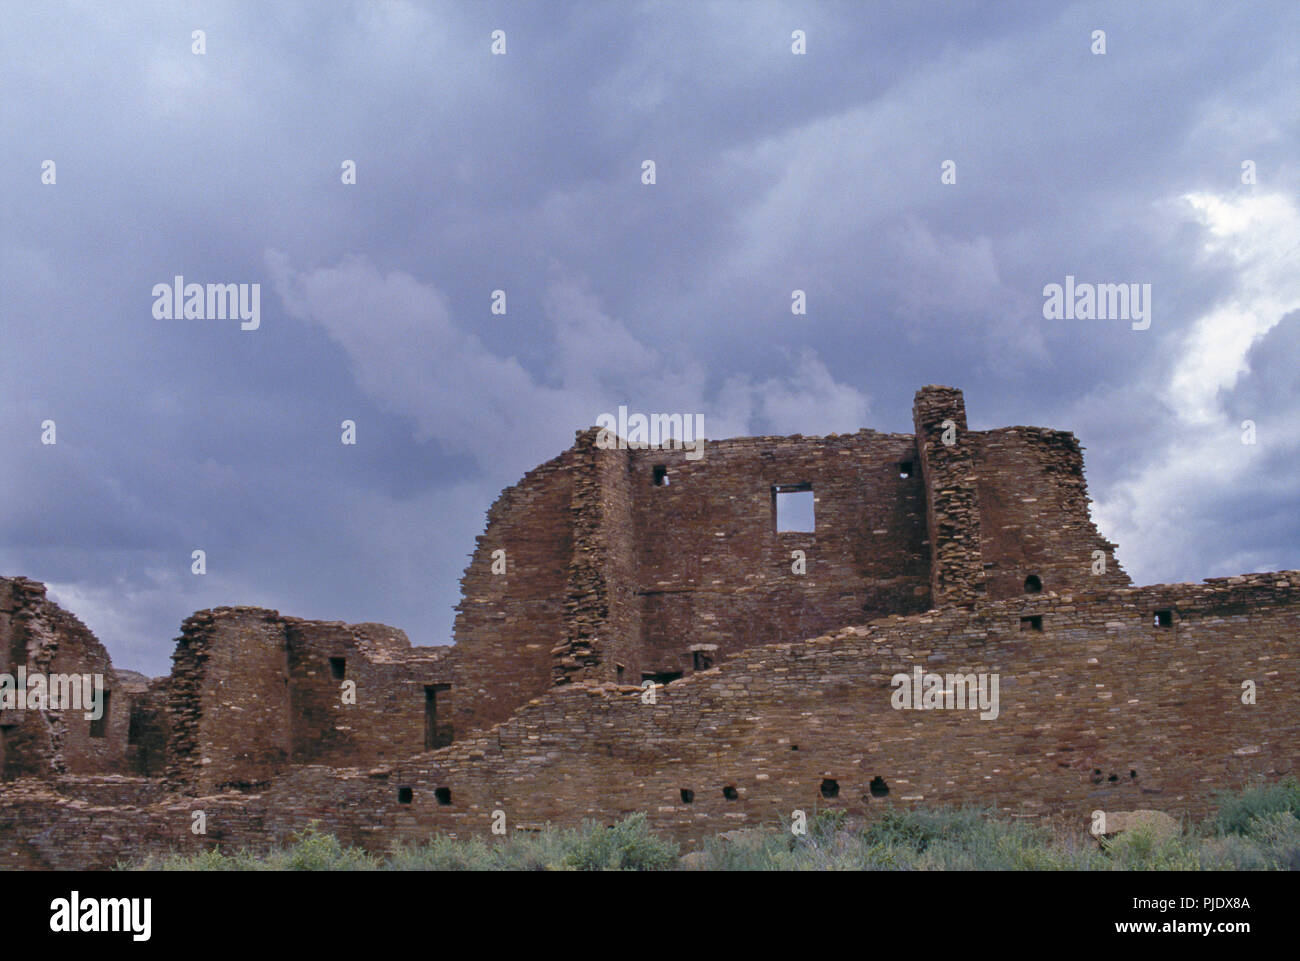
[773,484,815,532]
[328,657,346,680]
[89,690,110,738]
[898,461,913,479]
[652,465,669,486]
[1153,609,1173,628]
[424,683,453,749]
[1019,615,1043,632]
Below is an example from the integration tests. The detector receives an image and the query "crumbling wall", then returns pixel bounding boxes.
[449,385,1125,698]
[165,608,292,794]
[6,384,1287,870]
[972,427,1129,599]
[164,608,457,793]
[0,577,127,779]
[451,441,582,732]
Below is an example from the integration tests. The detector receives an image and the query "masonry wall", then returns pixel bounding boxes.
[913,386,987,605]
[625,430,931,681]
[163,608,457,794]
[451,386,1127,707]
[0,577,128,779]
[593,441,641,684]
[555,430,614,684]
[284,618,455,766]
[166,608,293,794]
[307,572,1296,849]
[124,678,170,776]
[973,427,1129,599]
[452,442,582,733]
[3,572,1293,868]
[2,385,1277,870]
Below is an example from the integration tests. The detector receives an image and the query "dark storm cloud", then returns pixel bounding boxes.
[2,1,1297,674]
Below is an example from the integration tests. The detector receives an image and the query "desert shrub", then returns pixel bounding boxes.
[123,821,377,871]
[262,822,378,871]
[562,813,679,871]
[123,846,241,871]
[859,806,990,853]
[1212,776,1300,837]
[1102,826,1202,871]
[1235,811,1300,870]
[117,781,1300,871]
[384,830,572,871]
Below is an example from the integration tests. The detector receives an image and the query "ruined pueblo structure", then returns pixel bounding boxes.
[1,386,1295,868]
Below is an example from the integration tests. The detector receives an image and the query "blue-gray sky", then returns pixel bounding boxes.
[2,1,1297,676]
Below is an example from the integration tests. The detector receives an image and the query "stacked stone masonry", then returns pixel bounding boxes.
[1,386,1294,868]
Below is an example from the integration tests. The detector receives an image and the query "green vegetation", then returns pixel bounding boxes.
[121,777,1300,871]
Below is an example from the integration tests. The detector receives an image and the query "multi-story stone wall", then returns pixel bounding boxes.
[458,385,1125,704]
[624,429,931,682]
[283,617,454,768]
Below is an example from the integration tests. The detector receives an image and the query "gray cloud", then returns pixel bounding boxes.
[2,0,1297,675]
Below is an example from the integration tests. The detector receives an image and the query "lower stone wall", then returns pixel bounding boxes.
[2,571,1294,869]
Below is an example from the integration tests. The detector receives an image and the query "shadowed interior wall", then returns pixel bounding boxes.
[285,618,454,765]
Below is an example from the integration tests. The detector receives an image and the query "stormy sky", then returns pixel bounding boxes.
[2,1,1297,676]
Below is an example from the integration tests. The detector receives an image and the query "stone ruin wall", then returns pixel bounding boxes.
[451,444,579,734]
[457,386,1128,700]
[165,608,455,795]
[624,429,932,678]
[973,427,1129,601]
[0,578,131,780]
[1,572,1294,868]
[1,385,1295,869]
